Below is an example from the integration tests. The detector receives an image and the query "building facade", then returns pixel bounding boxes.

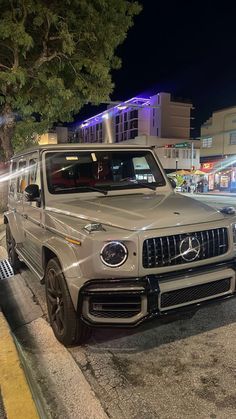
[201,106,236,191]
[72,92,199,172]
[75,92,192,143]
[38,126,68,145]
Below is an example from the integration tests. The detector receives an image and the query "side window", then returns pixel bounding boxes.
[28,158,40,188]
[9,160,17,195]
[17,160,27,193]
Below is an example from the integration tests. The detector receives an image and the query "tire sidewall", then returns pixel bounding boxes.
[45,258,78,345]
[6,224,20,272]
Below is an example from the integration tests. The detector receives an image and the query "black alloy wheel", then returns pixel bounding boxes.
[6,224,21,273]
[46,265,65,337]
[45,258,91,346]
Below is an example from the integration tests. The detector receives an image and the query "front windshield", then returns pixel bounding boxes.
[45,150,166,194]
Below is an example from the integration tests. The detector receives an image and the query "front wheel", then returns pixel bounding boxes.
[6,224,21,273]
[45,257,91,346]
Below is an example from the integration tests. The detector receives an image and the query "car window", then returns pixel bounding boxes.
[28,158,41,188]
[45,150,166,194]
[17,160,27,193]
[9,160,17,195]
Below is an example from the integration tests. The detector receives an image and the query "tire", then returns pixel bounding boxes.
[6,224,21,273]
[45,257,91,346]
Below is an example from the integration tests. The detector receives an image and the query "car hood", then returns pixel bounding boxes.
[46,192,225,231]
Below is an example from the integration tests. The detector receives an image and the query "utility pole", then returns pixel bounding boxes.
[191,142,194,170]
[176,159,178,172]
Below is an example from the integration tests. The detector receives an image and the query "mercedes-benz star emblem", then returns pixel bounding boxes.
[179,236,200,262]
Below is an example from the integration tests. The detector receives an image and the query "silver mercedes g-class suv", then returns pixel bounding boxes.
[4,144,236,345]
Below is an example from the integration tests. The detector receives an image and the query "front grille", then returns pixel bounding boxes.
[89,294,141,318]
[143,228,228,268]
[160,278,231,308]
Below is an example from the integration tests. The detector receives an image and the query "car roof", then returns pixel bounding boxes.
[12,143,153,159]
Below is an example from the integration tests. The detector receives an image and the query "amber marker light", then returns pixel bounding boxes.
[65,237,81,246]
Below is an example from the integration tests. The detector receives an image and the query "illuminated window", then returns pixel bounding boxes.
[202,137,213,148]
[130,129,138,139]
[9,161,17,195]
[17,160,27,193]
[173,149,179,158]
[164,149,171,158]
[229,132,236,145]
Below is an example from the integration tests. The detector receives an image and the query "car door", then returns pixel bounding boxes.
[22,153,43,270]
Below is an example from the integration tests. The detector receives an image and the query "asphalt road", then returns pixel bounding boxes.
[189,193,236,210]
[2,193,236,419]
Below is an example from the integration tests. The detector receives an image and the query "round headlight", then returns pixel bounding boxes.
[100,241,128,267]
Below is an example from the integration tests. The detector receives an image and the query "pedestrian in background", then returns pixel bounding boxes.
[190,182,196,194]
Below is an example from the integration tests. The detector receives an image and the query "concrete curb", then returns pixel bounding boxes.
[13,334,51,419]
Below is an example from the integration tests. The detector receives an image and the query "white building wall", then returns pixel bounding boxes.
[149,94,160,136]
[77,92,193,144]
[138,107,151,136]
[159,93,192,139]
[56,127,68,143]
[201,106,236,158]
[124,135,200,171]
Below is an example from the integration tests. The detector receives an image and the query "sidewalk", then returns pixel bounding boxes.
[182,190,236,197]
[201,190,236,197]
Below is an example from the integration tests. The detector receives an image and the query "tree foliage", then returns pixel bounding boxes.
[0,0,141,158]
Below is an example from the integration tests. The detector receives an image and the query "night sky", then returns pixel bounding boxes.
[76,1,236,137]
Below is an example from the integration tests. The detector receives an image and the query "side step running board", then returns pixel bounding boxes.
[16,246,44,281]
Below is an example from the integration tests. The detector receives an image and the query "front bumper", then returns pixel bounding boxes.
[79,260,236,327]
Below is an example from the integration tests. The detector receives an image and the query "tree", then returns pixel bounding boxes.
[0,0,141,159]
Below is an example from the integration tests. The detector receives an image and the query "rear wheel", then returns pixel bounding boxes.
[45,257,91,346]
[6,224,21,273]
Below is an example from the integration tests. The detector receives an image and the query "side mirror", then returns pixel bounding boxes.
[169,178,176,189]
[24,184,40,202]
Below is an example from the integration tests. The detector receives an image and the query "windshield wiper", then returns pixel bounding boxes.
[53,185,108,195]
[83,186,108,195]
[134,180,157,191]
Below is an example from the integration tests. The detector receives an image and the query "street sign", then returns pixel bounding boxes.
[174,142,191,148]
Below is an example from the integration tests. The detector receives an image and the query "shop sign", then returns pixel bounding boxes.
[220,175,229,188]
[175,142,191,148]
[202,162,213,170]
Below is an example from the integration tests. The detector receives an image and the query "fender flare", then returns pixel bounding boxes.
[42,237,84,309]
[42,236,83,279]
[4,211,24,243]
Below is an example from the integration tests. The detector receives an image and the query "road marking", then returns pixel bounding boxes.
[0,312,39,419]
